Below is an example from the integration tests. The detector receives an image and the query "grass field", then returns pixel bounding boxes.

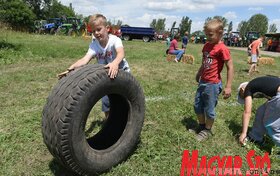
[1,29,280,176]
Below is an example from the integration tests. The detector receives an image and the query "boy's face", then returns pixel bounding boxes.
[239,86,246,99]
[204,28,222,44]
[91,21,110,44]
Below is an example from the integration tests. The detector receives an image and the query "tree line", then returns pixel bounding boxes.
[0,0,75,31]
[150,14,278,38]
[0,1,278,36]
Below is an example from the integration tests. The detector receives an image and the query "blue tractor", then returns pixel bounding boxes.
[39,18,63,34]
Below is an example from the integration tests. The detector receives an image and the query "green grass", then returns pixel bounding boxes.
[0,29,280,176]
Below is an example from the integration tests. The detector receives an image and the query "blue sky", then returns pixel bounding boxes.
[59,0,280,33]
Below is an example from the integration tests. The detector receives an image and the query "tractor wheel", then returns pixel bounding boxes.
[68,29,76,37]
[55,27,62,35]
[42,64,145,175]
[38,28,44,34]
[50,28,56,35]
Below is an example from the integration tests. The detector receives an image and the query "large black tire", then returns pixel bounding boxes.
[42,64,145,175]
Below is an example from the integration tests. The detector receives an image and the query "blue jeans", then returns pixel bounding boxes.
[169,50,185,61]
[194,81,222,119]
[102,67,130,112]
[249,92,280,146]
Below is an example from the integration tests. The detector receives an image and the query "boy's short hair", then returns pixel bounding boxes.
[89,14,108,28]
[204,18,224,34]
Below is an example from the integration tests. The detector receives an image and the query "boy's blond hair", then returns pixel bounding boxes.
[204,18,224,34]
[89,14,108,28]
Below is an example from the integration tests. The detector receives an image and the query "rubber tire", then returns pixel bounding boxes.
[123,35,130,41]
[42,64,145,175]
[142,36,150,42]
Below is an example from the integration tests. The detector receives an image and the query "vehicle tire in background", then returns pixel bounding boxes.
[142,36,150,42]
[123,35,130,41]
[42,64,145,175]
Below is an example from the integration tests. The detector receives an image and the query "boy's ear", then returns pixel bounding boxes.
[106,25,111,32]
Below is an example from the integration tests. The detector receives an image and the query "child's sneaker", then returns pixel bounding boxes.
[196,129,213,142]
[188,124,205,134]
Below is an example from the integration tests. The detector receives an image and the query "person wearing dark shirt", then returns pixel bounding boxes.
[237,76,280,147]
[182,31,189,49]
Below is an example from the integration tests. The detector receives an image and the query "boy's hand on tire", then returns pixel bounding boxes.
[57,69,74,79]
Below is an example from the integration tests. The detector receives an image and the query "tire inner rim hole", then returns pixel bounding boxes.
[85,94,129,150]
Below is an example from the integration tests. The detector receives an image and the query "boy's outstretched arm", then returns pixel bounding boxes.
[57,53,92,79]
[68,53,92,70]
[223,59,234,99]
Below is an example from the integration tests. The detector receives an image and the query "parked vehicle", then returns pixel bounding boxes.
[223,32,229,45]
[34,20,47,34]
[56,17,85,36]
[170,27,179,40]
[120,26,156,42]
[41,18,62,34]
[229,31,241,47]
[245,31,260,46]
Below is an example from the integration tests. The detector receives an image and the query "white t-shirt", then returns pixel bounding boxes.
[86,34,130,71]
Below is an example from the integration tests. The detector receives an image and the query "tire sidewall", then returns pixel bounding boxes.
[65,66,144,173]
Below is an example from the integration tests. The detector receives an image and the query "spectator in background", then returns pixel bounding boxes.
[182,31,189,49]
[168,33,185,62]
[248,36,264,75]
[165,33,171,54]
[267,38,272,51]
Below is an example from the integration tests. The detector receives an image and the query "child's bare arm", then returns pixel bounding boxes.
[223,59,234,99]
[195,65,203,83]
[57,53,92,79]
[68,53,92,70]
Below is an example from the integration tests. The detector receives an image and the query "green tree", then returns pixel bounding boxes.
[150,18,166,32]
[179,16,192,36]
[205,16,228,29]
[23,0,43,19]
[0,0,36,31]
[237,20,248,38]
[227,21,233,33]
[268,23,277,33]
[247,13,268,36]
[42,0,75,19]
[150,19,156,28]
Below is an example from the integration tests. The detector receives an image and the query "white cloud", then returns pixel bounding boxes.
[191,20,205,32]
[144,1,216,12]
[218,0,280,6]
[223,11,237,20]
[248,7,264,11]
[269,19,280,32]
[58,0,280,33]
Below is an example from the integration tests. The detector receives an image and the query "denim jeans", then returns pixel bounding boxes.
[169,50,185,61]
[194,81,222,119]
[249,92,280,146]
[101,67,130,112]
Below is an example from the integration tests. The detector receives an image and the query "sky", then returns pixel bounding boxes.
[59,0,280,33]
